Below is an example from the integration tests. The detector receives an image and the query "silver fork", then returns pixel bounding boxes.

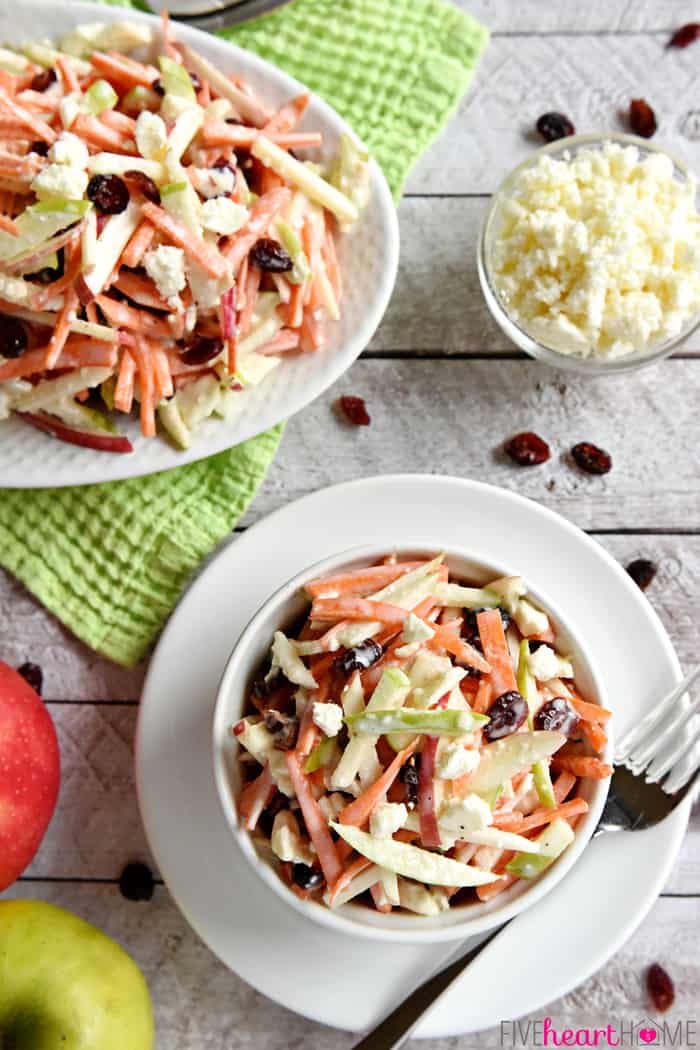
[353,665,700,1050]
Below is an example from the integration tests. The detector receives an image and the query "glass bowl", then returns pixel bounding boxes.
[477,132,700,374]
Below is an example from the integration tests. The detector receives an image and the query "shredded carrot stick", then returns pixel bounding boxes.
[95,294,174,339]
[570,695,613,724]
[90,50,158,89]
[286,752,343,887]
[224,187,292,271]
[0,341,117,382]
[298,306,326,352]
[429,623,492,674]
[129,335,156,437]
[305,561,430,599]
[476,872,517,902]
[518,797,590,833]
[477,609,518,697]
[327,855,374,906]
[580,719,608,754]
[287,281,305,329]
[152,345,173,400]
[0,213,18,236]
[100,109,137,136]
[56,55,80,94]
[0,87,56,144]
[550,755,613,779]
[44,288,78,369]
[112,271,168,311]
[72,113,135,154]
[263,92,311,136]
[256,328,300,356]
[141,202,231,279]
[552,772,577,804]
[120,219,155,269]
[201,120,321,150]
[310,596,410,626]
[114,349,136,413]
[338,741,418,828]
[160,9,181,62]
[491,810,526,831]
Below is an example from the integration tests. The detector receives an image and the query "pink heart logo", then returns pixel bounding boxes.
[639,1029,657,1045]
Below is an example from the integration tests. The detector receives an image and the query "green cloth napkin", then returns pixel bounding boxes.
[0,0,488,667]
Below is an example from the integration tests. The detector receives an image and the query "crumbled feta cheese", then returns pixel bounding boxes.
[491,141,700,359]
[528,644,574,681]
[31,163,88,201]
[143,245,187,301]
[370,802,408,839]
[49,131,89,169]
[513,599,550,639]
[270,812,315,866]
[191,165,236,199]
[0,273,30,304]
[439,794,492,838]
[200,197,248,235]
[436,745,480,781]
[312,701,343,738]
[317,792,346,822]
[135,110,167,161]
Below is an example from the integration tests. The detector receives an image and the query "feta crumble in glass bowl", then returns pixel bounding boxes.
[212,544,611,943]
[478,133,700,373]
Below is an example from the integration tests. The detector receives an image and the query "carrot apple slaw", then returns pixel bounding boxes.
[232,554,612,916]
[0,16,368,452]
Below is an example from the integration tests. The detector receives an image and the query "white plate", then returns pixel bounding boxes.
[136,475,690,1037]
[0,2,398,488]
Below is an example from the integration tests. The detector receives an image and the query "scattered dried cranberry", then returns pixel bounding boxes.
[87,173,130,215]
[534,697,581,736]
[536,112,575,143]
[484,691,528,741]
[626,558,657,591]
[249,238,294,273]
[0,317,28,359]
[263,709,299,751]
[629,98,657,138]
[214,157,234,173]
[26,248,64,287]
[31,68,56,93]
[188,70,202,92]
[30,140,49,157]
[252,670,285,700]
[339,395,371,426]
[668,23,700,48]
[119,862,155,902]
[17,662,43,694]
[123,170,161,204]
[291,863,324,890]
[180,337,224,366]
[504,431,551,466]
[400,753,421,806]
[334,639,383,674]
[152,78,165,96]
[647,963,675,1012]
[571,441,612,475]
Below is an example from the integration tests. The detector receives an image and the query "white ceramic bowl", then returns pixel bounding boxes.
[213,543,612,943]
[0,1,399,487]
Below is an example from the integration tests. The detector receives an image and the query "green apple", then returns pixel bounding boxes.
[0,899,154,1050]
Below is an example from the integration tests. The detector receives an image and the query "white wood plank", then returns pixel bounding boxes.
[405,34,700,194]
[457,0,699,34]
[373,198,700,355]
[3,884,699,1049]
[252,359,700,531]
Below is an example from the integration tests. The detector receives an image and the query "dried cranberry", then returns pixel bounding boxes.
[0,317,28,359]
[291,863,323,890]
[504,431,551,466]
[87,174,130,215]
[339,395,371,426]
[668,23,700,48]
[188,70,202,92]
[400,753,421,806]
[528,639,547,652]
[571,441,612,475]
[263,709,299,751]
[214,157,234,173]
[119,862,155,902]
[123,170,161,204]
[257,792,287,838]
[17,662,43,694]
[252,670,285,700]
[31,68,56,93]
[26,248,64,286]
[626,558,657,591]
[647,963,675,1012]
[484,691,528,741]
[534,697,580,736]
[334,639,383,674]
[249,238,294,273]
[180,337,224,366]
[152,78,165,96]
[30,140,49,156]
[536,112,575,143]
[629,99,657,138]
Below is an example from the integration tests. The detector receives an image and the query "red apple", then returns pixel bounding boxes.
[0,662,60,891]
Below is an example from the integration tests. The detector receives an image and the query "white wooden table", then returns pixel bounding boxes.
[4,1,700,1044]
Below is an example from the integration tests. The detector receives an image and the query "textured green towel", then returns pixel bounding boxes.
[0,0,487,667]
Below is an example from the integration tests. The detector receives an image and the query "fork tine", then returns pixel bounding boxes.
[644,716,700,783]
[627,693,700,774]
[661,726,700,795]
[615,663,700,764]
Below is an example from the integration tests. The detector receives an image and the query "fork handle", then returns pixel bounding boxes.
[352,923,507,1050]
